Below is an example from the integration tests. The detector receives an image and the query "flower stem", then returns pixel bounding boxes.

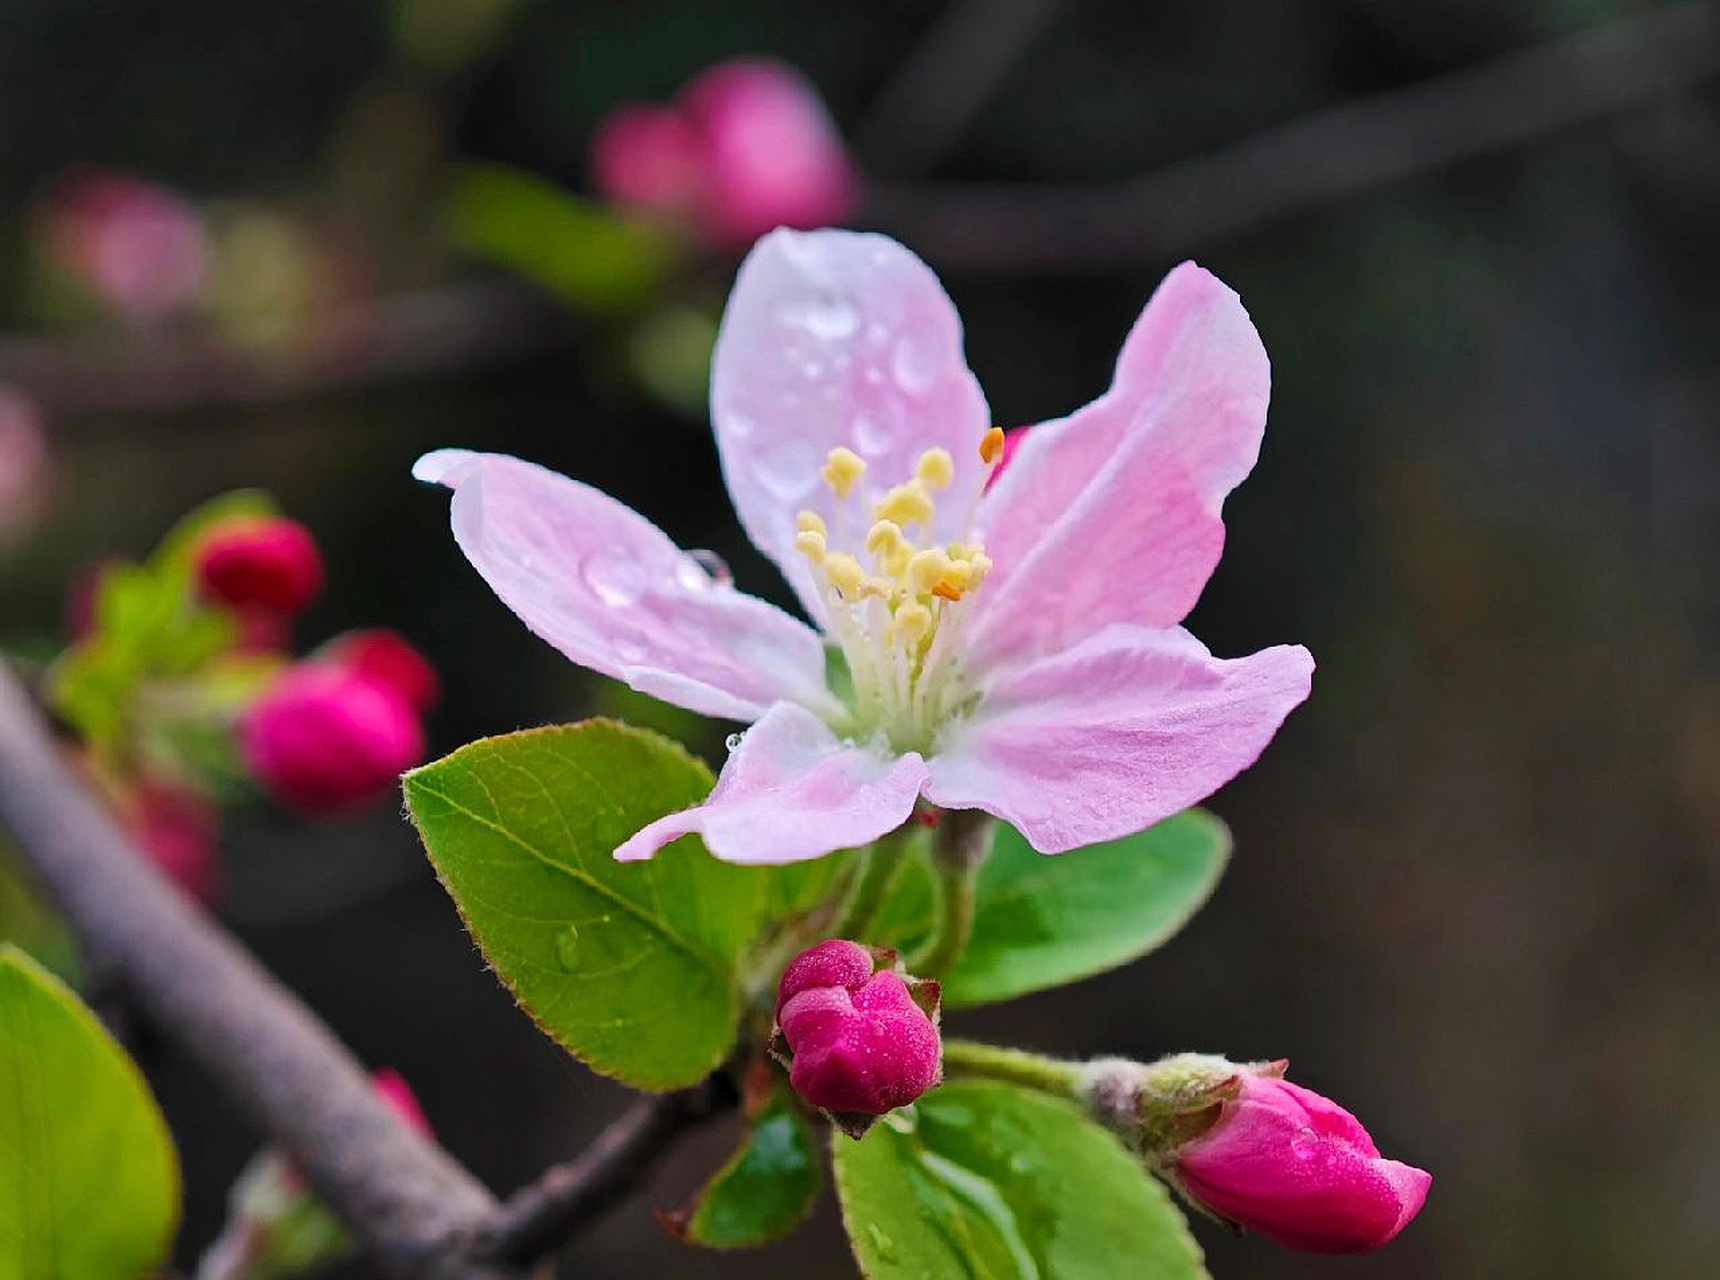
[909,809,993,977]
[829,826,912,941]
[942,1040,1083,1097]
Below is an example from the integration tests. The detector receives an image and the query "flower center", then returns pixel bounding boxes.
[795,429,1007,752]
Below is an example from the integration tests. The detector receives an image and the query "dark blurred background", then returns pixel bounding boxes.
[5,1,1720,1276]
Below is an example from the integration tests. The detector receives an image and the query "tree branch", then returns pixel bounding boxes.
[865,2,1720,272]
[0,665,512,1280]
[473,1074,737,1268]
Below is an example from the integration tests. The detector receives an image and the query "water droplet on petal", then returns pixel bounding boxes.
[891,335,939,395]
[755,438,818,501]
[725,731,745,753]
[782,293,859,341]
[582,550,645,607]
[554,925,580,971]
[724,410,757,440]
[613,637,647,663]
[681,549,732,588]
[853,412,895,454]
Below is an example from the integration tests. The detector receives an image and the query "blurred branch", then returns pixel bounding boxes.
[0,664,511,1280]
[474,1074,737,1268]
[856,0,1070,176]
[0,279,564,419]
[866,1,1720,272]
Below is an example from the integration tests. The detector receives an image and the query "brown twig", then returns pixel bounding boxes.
[865,2,1720,272]
[0,665,512,1280]
[473,1074,737,1268]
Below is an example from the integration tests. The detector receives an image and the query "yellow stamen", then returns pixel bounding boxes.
[824,552,867,598]
[821,447,867,497]
[906,548,952,594]
[980,427,1006,466]
[865,519,906,563]
[876,482,935,528]
[796,510,827,536]
[893,601,932,646]
[931,579,964,602]
[915,447,955,489]
[794,529,827,561]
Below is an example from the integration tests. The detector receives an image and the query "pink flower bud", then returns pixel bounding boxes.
[194,517,323,615]
[38,168,209,322]
[589,59,857,248]
[1174,1072,1430,1254]
[129,781,220,903]
[323,628,440,713]
[371,1068,432,1137]
[774,939,940,1125]
[679,60,858,247]
[239,664,424,813]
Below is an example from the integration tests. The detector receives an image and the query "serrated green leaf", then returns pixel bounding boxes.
[0,946,181,1280]
[404,720,766,1089]
[834,1081,1208,1280]
[450,164,680,313]
[874,812,1230,1007]
[683,1086,820,1249]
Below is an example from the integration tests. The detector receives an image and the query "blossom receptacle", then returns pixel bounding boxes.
[773,939,941,1133]
[194,517,323,615]
[239,663,424,813]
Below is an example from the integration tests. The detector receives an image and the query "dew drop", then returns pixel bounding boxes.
[865,1226,897,1261]
[853,412,894,454]
[891,335,939,395]
[724,410,757,440]
[613,637,647,663]
[554,925,581,972]
[782,293,859,341]
[681,549,732,589]
[581,550,645,607]
[755,438,817,501]
[724,731,745,753]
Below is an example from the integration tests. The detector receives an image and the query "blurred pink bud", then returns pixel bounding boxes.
[194,517,324,615]
[40,168,209,322]
[324,629,440,713]
[590,105,705,218]
[0,386,49,541]
[371,1069,432,1137]
[129,782,220,903]
[240,664,424,813]
[1175,1073,1431,1254]
[590,59,857,247]
[774,939,941,1124]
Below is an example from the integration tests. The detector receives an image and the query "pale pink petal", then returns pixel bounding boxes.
[615,700,927,865]
[926,626,1311,853]
[414,450,832,723]
[710,229,991,621]
[968,263,1269,670]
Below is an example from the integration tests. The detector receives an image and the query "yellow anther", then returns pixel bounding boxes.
[980,427,1006,465]
[885,543,913,578]
[796,510,827,536]
[915,447,955,489]
[857,576,895,600]
[906,548,953,594]
[893,601,932,646]
[948,541,979,561]
[794,529,827,561]
[821,447,866,497]
[865,519,906,563]
[876,482,935,528]
[932,579,965,602]
[824,552,867,598]
[940,559,975,591]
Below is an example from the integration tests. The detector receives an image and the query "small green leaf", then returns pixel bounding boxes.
[875,812,1230,1007]
[682,1086,820,1249]
[834,1081,1208,1280]
[0,946,181,1280]
[450,164,680,313]
[404,720,766,1089]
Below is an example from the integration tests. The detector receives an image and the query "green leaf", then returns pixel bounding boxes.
[875,812,1230,1008]
[681,1086,820,1249]
[0,946,180,1280]
[403,720,766,1089]
[450,164,680,313]
[834,1081,1208,1280]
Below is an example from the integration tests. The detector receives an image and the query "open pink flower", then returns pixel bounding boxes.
[416,229,1312,865]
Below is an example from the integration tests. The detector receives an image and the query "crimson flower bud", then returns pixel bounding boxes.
[194,517,323,614]
[322,628,440,713]
[1172,1071,1429,1253]
[370,1068,432,1137]
[773,939,941,1134]
[239,664,423,812]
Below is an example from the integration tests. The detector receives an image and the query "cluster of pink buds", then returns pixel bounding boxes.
[590,58,858,247]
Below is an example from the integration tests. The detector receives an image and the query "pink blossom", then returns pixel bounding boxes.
[416,229,1312,865]
[775,940,940,1118]
[590,59,857,246]
[323,629,440,713]
[240,664,424,813]
[38,168,209,322]
[1175,1072,1431,1253]
[193,517,324,615]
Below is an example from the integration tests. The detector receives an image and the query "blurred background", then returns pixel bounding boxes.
[3,0,1719,1276]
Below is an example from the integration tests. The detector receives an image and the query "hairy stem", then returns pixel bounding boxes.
[829,826,914,941]
[910,810,993,977]
[941,1040,1083,1097]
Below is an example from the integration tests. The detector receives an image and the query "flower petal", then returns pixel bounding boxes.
[926,626,1311,853]
[710,229,992,620]
[968,262,1270,670]
[414,449,832,722]
[615,700,928,865]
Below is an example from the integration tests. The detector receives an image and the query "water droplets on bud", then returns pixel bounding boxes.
[554,925,581,972]
[582,549,645,608]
